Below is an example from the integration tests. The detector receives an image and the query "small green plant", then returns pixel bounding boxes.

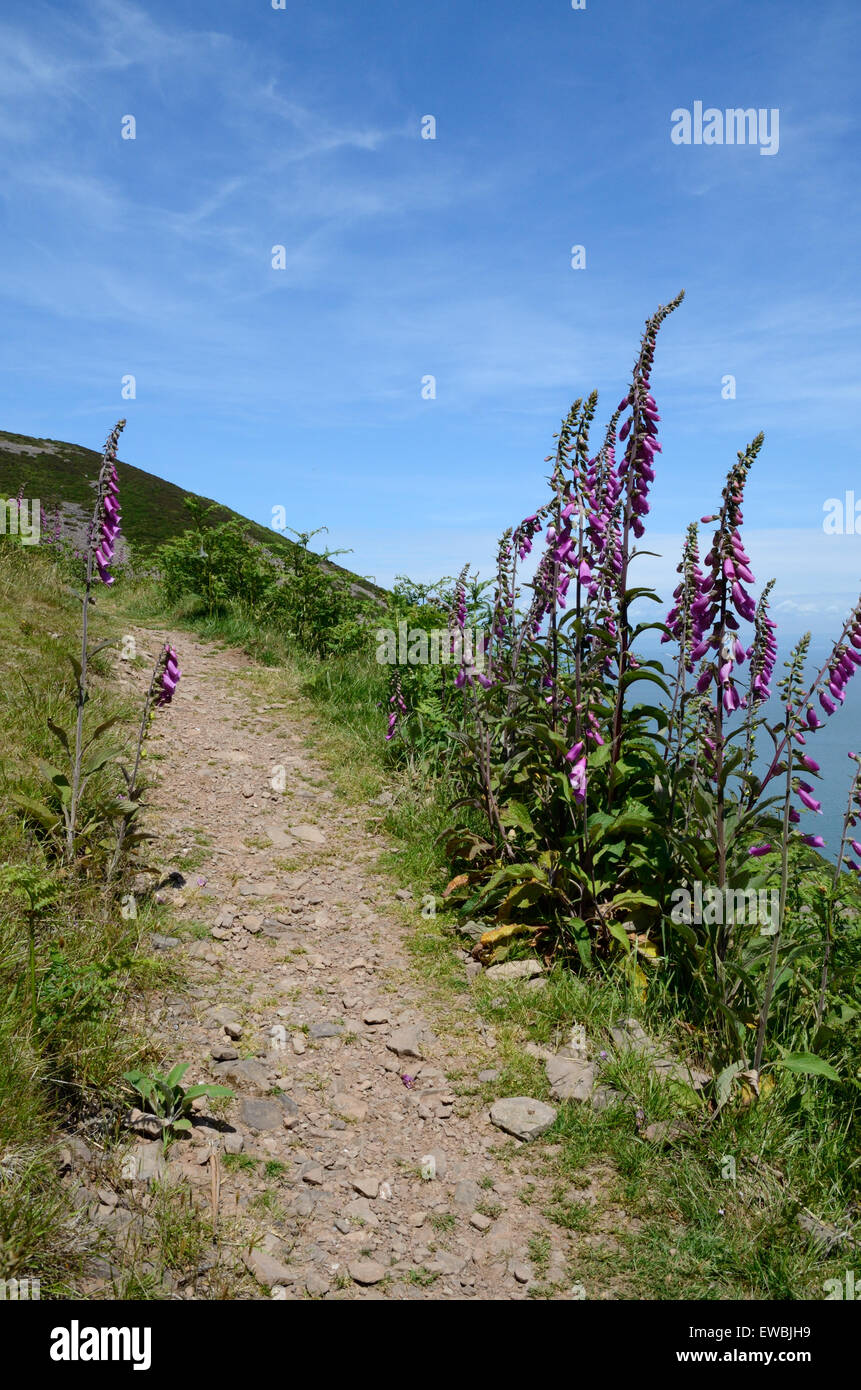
[223,1153,258,1174]
[429,1211,456,1233]
[122,1063,232,1138]
[0,866,60,1026]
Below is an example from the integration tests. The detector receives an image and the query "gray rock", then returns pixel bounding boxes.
[288,824,326,845]
[127,1108,164,1139]
[512,1260,532,1284]
[386,1025,425,1059]
[238,878,279,898]
[642,1119,692,1144]
[224,1021,243,1040]
[244,1249,297,1288]
[214,1058,270,1089]
[363,1007,389,1025]
[122,1141,164,1183]
[352,1175,380,1199]
[205,1005,241,1027]
[331,1093,368,1123]
[490,1097,557,1141]
[211,1045,238,1062]
[349,1258,387,1286]
[426,1250,467,1277]
[478,1069,501,1083]
[222,1130,244,1155]
[240,1098,286,1132]
[546,1056,596,1103]
[309,1021,342,1039]
[484,959,544,983]
[470,1212,493,1231]
[343,1196,379,1227]
[150,934,181,951]
[453,1179,483,1210]
[591,1085,628,1113]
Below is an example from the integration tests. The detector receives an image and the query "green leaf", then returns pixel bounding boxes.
[170,1117,192,1132]
[500,801,535,837]
[566,916,592,969]
[81,744,125,778]
[607,920,632,953]
[9,794,62,832]
[165,1062,190,1088]
[715,1061,745,1110]
[776,1053,840,1081]
[608,890,660,913]
[183,1084,234,1102]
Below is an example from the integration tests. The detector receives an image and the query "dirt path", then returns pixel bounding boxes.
[106,627,588,1300]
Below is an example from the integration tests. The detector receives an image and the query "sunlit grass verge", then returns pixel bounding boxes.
[0,544,164,1290]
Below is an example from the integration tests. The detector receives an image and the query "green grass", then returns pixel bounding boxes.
[0,544,165,1288]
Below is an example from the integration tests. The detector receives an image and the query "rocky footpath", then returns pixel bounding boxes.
[60,629,601,1300]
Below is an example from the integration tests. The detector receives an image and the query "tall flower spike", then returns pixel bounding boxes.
[154,645,182,706]
[385,671,406,742]
[90,421,125,585]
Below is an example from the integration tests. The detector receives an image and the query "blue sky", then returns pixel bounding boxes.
[1,0,860,628]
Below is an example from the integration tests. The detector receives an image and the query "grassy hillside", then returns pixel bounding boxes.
[0,427,385,600]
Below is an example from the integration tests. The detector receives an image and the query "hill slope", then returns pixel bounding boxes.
[0,427,385,600]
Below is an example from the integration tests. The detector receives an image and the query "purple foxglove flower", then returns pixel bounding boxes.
[798,788,822,813]
[696,669,713,694]
[820,692,837,715]
[789,808,800,823]
[155,645,181,707]
[800,756,820,772]
[568,755,588,804]
[802,835,826,848]
[748,844,773,856]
